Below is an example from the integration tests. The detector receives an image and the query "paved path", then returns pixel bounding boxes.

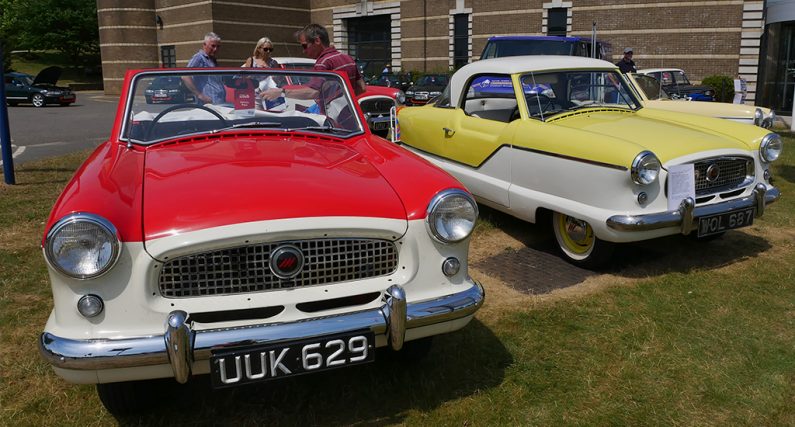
[1,91,118,166]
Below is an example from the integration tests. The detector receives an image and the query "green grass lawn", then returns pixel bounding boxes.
[1,136,793,425]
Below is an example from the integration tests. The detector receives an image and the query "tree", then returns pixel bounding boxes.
[0,0,19,71]
[1,0,98,65]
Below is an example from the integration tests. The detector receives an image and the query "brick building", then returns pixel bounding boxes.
[97,0,794,112]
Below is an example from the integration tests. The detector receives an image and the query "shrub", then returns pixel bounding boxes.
[702,75,735,103]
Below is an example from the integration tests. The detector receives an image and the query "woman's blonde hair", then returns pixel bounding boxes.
[253,37,273,59]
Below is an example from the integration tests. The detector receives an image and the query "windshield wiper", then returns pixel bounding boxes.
[289,125,352,134]
[211,121,283,133]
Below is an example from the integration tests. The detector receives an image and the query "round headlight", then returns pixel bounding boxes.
[396,90,406,105]
[762,110,776,129]
[631,151,661,185]
[45,213,121,279]
[426,189,478,243]
[760,133,782,163]
[754,108,764,126]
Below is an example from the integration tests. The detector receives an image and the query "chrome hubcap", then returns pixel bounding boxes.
[565,217,588,242]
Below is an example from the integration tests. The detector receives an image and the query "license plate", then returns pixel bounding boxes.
[210,331,374,388]
[372,121,389,130]
[697,207,754,237]
[414,94,428,100]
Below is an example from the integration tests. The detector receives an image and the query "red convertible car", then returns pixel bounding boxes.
[38,67,483,414]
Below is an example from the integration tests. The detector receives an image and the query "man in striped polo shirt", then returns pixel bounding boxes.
[261,24,366,102]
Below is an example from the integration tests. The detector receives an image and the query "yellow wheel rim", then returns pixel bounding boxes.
[556,214,594,255]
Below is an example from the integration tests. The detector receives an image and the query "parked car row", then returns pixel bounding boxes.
[36,56,782,416]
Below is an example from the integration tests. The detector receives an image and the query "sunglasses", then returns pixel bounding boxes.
[261,47,273,52]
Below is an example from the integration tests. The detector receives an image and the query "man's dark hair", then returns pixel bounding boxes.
[297,23,330,46]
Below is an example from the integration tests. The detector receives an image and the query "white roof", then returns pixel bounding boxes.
[273,57,315,66]
[451,56,617,105]
[637,68,684,74]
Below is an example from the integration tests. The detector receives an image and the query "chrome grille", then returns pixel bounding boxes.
[360,98,395,114]
[159,239,398,298]
[693,157,752,196]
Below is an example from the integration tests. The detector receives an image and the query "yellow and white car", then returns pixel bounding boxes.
[630,73,776,128]
[395,56,782,268]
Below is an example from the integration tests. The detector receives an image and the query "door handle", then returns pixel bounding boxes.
[443,127,455,137]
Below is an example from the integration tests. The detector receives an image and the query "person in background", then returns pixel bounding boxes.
[242,37,280,68]
[261,23,366,101]
[182,32,225,104]
[616,47,637,73]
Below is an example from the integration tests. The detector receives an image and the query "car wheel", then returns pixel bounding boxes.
[31,93,45,107]
[552,211,615,269]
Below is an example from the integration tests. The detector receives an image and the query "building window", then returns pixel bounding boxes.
[453,14,469,69]
[347,15,391,77]
[547,8,567,36]
[160,45,176,68]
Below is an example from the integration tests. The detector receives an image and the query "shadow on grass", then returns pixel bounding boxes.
[115,320,510,425]
[474,205,772,293]
[775,164,795,184]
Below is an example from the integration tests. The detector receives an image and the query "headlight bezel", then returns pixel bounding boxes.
[754,108,764,127]
[44,213,122,280]
[396,90,406,105]
[630,151,661,185]
[760,133,783,163]
[762,110,776,129]
[425,189,479,244]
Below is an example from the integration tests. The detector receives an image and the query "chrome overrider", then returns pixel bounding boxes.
[39,282,484,383]
[607,183,780,234]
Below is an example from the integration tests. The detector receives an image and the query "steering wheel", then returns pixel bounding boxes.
[510,94,554,121]
[144,103,229,141]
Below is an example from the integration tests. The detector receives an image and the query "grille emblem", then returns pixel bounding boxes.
[705,163,721,182]
[269,245,304,279]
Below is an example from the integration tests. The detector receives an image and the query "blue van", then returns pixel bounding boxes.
[479,36,609,60]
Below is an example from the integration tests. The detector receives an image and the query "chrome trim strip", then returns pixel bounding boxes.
[39,282,484,376]
[607,185,780,233]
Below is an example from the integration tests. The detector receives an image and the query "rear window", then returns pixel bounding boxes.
[480,40,574,59]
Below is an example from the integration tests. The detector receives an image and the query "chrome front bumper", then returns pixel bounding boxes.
[607,184,780,234]
[39,283,484,383]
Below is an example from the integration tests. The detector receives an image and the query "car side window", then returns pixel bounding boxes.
[660,72,674,85]
[462,75,518,123]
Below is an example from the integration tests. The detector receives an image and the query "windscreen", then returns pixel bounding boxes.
[520,70,641,119]
[123,70,363,144]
